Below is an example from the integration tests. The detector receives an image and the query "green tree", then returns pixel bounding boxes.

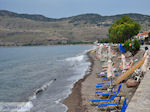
[109,16,141,43]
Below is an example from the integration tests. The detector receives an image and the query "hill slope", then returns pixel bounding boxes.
[0,10,150,45]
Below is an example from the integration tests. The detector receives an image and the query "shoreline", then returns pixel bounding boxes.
[63,51,94,112]
[0,44,94,47]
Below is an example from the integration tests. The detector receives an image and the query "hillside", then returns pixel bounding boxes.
[0,10,150,46]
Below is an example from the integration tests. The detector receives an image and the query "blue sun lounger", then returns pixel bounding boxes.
[96,90,112,94]
[96,72,107,77]
[96,82,110,85]
[95,87,114,94]
[97,96,122,108]
[121,98,128,112]
[89,92,118,104]
[101,74,119,80]
[96,78,113,87]
[97,74,106,77]
[96,84,110,88]
[96,97,127,112]
[98,83,122,97]
[90,83,122,104]
[100,91,117,96]
[96,79,113,88]
[96,72,107,75]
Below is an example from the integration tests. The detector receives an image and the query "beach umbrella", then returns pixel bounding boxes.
[94,40,98,45]
[141,49,149,72]
[141,55,149,72]
[100,44,104,55]
[121,54,126,71]
[95,44,100,58]
[96,44,100,53]
[97,44,103,58]
[102,44,108,62]
[107,59,114,78]
[108,46,112,58]
[95,44,101,59]
[107,59,114,86]
[144,50,149,57]
[97,44,100,48]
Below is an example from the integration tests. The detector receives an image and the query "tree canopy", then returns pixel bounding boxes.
[109,16,141,43]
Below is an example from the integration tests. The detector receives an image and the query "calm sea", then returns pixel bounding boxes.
[0,45,93,112]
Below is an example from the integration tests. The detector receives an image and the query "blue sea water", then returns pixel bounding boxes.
[0,45,93,112]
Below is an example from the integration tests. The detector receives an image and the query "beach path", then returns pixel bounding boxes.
[126,70,150,112]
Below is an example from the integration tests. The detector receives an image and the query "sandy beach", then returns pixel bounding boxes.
[63,48,145,112]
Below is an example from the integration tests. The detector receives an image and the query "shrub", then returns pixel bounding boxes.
[99,38,110,43]
[133,38,140,52]
[124,40,132,52]
[148,32,150,37]
[123,38,140,55]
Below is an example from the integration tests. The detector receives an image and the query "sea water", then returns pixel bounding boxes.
[0,45,93,112]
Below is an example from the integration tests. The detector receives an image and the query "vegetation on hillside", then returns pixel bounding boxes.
[0,10,150,46]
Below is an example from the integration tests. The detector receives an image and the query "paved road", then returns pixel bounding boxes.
[126,70,150,112]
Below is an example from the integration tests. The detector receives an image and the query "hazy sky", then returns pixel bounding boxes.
[0,0,150,18]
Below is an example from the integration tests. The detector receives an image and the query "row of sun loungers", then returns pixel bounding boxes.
[89,72,128,111]
[90,44,134,111]
[91,44,149,111]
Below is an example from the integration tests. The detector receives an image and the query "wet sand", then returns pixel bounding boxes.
[63,51,103,112]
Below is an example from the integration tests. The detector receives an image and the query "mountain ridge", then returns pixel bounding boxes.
[1,10,150,22]
[0,10,150,46]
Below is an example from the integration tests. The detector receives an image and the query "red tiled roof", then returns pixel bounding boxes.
[137,32,148,36]
[81,41,90,42]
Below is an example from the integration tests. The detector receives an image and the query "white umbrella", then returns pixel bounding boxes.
[107,59,114,86]
[121,54,126,71]
[107,59,114,78]
[96,44,100,53]
[97,44,102,57]
[108,46,112,58]
[95,44,100,59]
[144,50,149,57]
